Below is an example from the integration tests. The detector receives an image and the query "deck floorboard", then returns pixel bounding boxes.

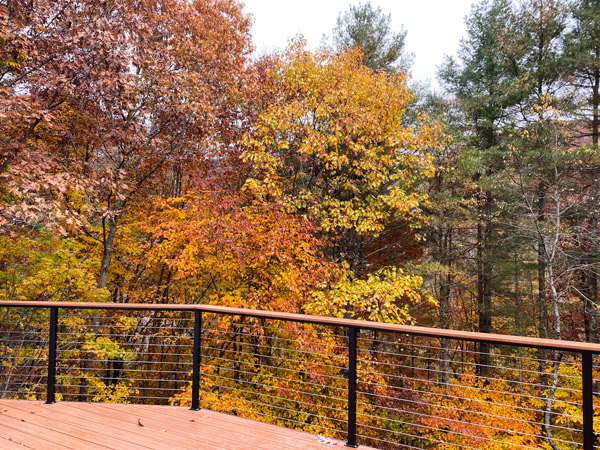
[0,400,372,450]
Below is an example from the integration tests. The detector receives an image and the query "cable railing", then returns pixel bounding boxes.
[0,300,599,449]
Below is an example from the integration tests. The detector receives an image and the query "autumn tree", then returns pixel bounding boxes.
[142,190,336,312]
[242,42,438,319]
[0,0,253,289]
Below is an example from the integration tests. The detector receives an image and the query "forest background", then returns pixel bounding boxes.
[3,0,599,345]
[1,0,600,448]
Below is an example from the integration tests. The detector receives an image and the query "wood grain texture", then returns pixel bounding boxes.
[0,400,368,450]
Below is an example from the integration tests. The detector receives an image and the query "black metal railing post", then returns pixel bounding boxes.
[191,309,202,411]
[346,326,358,448]
[45,306,58,404]
[582,351,596,450]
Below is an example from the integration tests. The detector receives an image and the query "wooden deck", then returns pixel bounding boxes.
[0,400,371,449]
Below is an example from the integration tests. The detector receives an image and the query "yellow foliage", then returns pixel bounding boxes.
[306,267,433,323]
[242,41,439,238]
[0,234,109,303]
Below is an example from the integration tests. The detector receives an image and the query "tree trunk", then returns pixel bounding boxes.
[536,185,549,340]
[514,253,522,331]
[438,228,452,387]
[592,65,599,148]
[477,190,493,378]
[538,239,548,339]
[79,216,119,401]
[587,66,599,343]
[98,217,119,289]
[586,212,599,343]
[439,275,451,386]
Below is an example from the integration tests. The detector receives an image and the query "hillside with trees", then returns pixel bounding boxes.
[1,0,599,448]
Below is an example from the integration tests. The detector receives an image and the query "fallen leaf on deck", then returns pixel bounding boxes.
[137,419,144,427]
[317,436,338,445]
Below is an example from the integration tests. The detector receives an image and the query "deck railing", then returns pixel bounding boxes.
[0,300,599,449]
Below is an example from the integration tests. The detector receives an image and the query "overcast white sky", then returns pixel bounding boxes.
[241,0,476,85]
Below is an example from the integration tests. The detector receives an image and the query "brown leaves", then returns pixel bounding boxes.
[1,0,253,239]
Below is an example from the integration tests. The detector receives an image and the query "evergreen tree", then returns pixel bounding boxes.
[439,0,516,376]
[331,2,411,72]
[565,0,600,344]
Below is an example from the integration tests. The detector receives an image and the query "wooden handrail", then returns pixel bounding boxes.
[1,300,600,353]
